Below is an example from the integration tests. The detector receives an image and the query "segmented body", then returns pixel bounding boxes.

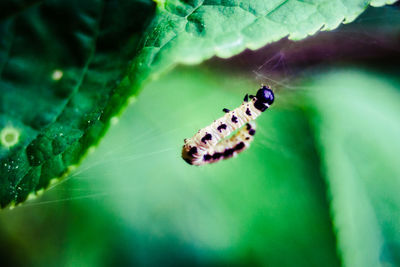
[182,86,274,166]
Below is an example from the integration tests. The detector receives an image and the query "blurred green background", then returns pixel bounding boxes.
[1,4,400,267]
[1,65,400,266]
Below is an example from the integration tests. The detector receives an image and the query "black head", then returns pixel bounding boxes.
[256,86,274,105]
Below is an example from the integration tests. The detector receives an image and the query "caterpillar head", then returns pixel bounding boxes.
[256,86,274,105]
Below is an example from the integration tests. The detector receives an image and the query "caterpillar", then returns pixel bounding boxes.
[182,85,274,166]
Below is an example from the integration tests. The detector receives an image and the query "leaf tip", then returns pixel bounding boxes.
[110,116,119,125]
[27,192,37,201]
[128,96,137,105]
[153,0,166,10]
[49,178,59,186]
[88,146,96,155]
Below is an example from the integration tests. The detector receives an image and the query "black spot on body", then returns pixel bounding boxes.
[246,108,251,116]
[249,129,256,136]
[203,154,212,161]
[254,101,267,112]
[246,123,251,130]
[188,147,197,156]
[235,142,245,151]
[231,115,238,123]
[217,124,227,132]
[223,148,234,157]
[212,153,222,160]
[201,133,212,144]
[244,94,249,102]
[182,157,194,165]
[223,108,230,113]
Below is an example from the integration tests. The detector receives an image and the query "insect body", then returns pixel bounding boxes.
[182,85,274,166]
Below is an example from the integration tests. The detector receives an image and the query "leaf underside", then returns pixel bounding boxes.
[130,0,397,84]
[0,0,156,207]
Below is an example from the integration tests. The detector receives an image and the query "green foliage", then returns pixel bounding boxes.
[0,0,396,208]
[131,0,397,83]
[0,66,399,267]
[307,70,400,267]
[0,0,156,207]
[1,0,399,265]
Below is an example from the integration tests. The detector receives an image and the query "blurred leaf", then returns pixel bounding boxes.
[0,0,156,207]
[307,70,400,267]
[131,0,397,85]
[0,66,342,266]
[1,65,399,266]
[0,0,396,208]
[45,67,339,266]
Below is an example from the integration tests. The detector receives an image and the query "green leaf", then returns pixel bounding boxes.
[0,0,156,207]
[307,70,400,267]
[0,0,396,208]
[31,66,339,266]
[130,0,397,85]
